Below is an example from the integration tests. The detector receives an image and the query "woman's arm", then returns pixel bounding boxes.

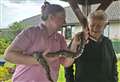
[4,46,39,65]
[4,28,40,65]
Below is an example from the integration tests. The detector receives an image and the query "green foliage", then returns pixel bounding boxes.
[0,21,28,41]
[9,22,24,31]
[112,40,120,54]
[9,22,27,37]
[0,21,29,56]
[118,60,120,82]
[65,27,72,39]
[57,65,66,82]
[0,62,16,82]
[0,66,12,81]
[0,38,10,56]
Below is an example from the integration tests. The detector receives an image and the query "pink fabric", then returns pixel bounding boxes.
[10,25,67,82]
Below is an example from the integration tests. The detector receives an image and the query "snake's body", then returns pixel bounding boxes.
[33,32,86,82]
[33,52,54,82]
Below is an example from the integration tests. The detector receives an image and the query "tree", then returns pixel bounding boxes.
[9,22,26,35]
[0,38,10,56]
[0,22,28,56]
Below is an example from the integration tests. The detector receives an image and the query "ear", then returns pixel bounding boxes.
[49,15,55,20]
[41,14,48,21]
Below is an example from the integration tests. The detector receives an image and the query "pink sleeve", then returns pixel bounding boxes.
[10,28,32,51]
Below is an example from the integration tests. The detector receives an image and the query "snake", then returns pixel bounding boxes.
[33,52,54,82]
[33,32,86,82]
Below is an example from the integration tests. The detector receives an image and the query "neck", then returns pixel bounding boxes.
[41,22,55,36]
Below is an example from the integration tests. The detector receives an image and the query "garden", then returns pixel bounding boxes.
[0,22,120,82]
[0,35,120,82]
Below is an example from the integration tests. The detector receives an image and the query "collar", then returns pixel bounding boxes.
[89,35,103,43]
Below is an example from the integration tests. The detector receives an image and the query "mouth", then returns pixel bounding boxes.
[91,30,103,34]
[92,28,103,33]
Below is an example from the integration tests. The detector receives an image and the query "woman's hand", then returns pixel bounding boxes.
[83,27,89,44]
[43,49,60,62]
[70,32,82,52]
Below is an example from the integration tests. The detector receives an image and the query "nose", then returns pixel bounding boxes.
[92,25,102,33]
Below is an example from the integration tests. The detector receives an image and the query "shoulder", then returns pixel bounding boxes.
[20,26,42,36]
[102,36,113,48]
[24,26,41,33]
[16,26,41,41]
[102,36,112,43]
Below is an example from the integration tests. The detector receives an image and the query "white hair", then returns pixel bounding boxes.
[88,10,108,22]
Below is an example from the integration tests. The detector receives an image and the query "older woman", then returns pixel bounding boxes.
[65,10,118,82]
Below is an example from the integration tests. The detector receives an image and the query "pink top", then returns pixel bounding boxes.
[11,25,67,82]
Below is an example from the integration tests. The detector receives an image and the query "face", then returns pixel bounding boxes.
[88,18,106,39]
[50,12,66,31]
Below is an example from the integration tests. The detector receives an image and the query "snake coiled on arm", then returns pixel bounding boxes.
[32,32,86,82]
[33,52,54,82]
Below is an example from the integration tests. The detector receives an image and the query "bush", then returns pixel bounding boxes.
[0,66,12,81]
[0,62,16,82]
[0,38,10,56]
[118,60,120,82]
[112,40,120,54]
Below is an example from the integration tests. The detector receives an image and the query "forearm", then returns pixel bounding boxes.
[4,50,39,65]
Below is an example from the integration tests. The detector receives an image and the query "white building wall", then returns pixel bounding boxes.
[72,25,82,38]
[71,22,120,40]
[104,22,120,40]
